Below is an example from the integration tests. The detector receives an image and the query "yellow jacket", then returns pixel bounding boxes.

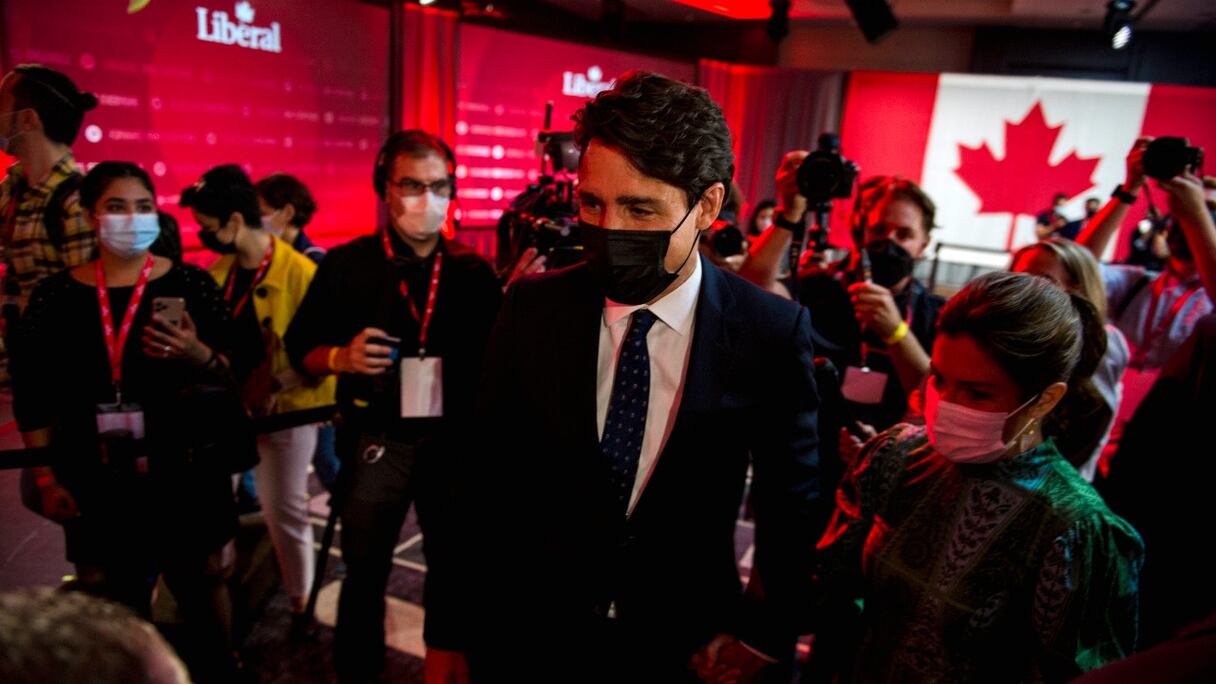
[208,234,336,414]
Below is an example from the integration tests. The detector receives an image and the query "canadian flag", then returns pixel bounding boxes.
[836,72,1216,265]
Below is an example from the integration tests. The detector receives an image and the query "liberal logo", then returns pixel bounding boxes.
[562,66,615,98]
[196,1,282,53]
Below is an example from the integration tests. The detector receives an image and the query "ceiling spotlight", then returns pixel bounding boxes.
[419,0,436,5]
[1104,0,1136,50]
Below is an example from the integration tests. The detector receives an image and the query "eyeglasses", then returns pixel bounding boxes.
[389,177,452,198]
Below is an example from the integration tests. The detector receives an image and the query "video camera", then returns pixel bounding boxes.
[495,103,584,274]
[1143,137,1204,181]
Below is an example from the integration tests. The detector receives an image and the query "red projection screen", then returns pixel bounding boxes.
[455,25,695,227]
[2,0,390,258]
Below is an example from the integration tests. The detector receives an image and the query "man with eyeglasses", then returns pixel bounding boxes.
[285,130,501,684]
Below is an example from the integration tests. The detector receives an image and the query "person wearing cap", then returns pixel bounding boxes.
[284,130,501,683]
[182,164,336,635]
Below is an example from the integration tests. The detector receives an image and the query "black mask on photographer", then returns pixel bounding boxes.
[864,238,915,289]
[198,227,237,255]
[579,200,700,305]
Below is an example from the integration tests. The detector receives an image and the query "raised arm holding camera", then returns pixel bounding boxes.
[743,151,942,435]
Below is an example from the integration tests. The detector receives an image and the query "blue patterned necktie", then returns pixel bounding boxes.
[602,309,659,516]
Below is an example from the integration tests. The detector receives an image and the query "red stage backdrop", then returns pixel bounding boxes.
[2,0,390,258]
[455,25,694,228]
[837,72,1216,265]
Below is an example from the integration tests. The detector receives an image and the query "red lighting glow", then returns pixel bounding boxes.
[671,0,772,20]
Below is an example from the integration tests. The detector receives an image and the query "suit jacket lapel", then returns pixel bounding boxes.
[631,257,738,517]
[564,265,605,456]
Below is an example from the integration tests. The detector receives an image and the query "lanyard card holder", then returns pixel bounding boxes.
[96,401,148,475]
[400,356,443,418]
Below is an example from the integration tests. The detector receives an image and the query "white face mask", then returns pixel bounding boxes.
[755,216,773,233]
[394,191,449,241]
[924,380,1039,464]
[98,213,160,258]
[260,213,284,238]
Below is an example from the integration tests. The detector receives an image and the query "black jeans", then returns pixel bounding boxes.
[333,434,429,683]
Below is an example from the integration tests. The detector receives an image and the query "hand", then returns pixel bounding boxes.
[332,327,394,376]
[838,422,877,465]
[774,150,810,224]
[848,281,902,338]
[1125,136,1152,192]
[690,634,771,684]
[1159,171,1214,234]
[142,310,212,365]
[39,480,80,522]
[506,246,547,288]
[424,648,470,684]
[243,360,279,417]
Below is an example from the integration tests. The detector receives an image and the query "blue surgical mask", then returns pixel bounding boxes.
[98,213,160,258]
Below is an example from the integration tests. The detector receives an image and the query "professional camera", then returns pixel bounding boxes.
[706,220,746,258]
[495,112,584,274]
[797,133,859,204]
[1143,136,1204,181]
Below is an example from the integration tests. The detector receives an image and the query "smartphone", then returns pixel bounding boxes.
[152,297,186,328]
[367,334,402,362]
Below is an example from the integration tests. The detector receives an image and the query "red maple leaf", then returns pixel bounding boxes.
[954,102,1101,250]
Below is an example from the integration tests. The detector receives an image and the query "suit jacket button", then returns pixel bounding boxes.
[262,317,273,328]
[255,286,269,298]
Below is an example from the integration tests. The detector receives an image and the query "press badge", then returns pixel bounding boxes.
[96,402,146,440]
[400,357,443,418]
[841,366,888,405]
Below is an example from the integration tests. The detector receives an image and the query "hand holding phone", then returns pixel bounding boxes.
[152,297,186,329]
[338,328,399,375]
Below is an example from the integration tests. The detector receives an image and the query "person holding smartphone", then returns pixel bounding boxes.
[12,161,243,681]
[284,130,502,683]
[182,164,336,635]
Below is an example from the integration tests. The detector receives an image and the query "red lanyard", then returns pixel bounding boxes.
[95,254,155,396]
[223,238,274,318]
[1134,274,1203,366]
[382,230,443,357]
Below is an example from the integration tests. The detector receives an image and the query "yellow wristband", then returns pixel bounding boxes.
[327,346,341,373]
[884,321,910,346]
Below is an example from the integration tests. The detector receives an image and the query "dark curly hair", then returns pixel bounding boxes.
[573,71,734,210]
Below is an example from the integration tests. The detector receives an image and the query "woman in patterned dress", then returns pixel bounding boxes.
[812,271,1143,683]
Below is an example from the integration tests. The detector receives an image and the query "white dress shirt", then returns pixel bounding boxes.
[596,256,702,515]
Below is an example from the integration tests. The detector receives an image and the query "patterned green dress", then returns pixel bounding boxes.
[816,425,1144,682]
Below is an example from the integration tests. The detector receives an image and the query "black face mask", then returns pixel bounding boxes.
[198,228,237,255]
[579,202,699,305]
[864,238,915,289]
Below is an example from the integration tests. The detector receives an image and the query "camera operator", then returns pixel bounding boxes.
[741,156,942,434]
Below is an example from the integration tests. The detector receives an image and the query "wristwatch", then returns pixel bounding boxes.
[1111,184,1138,205]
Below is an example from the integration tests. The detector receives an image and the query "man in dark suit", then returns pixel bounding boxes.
[425,71,823,683]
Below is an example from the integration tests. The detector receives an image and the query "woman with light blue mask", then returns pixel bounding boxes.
[12,161,248,681]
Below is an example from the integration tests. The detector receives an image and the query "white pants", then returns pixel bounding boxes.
[255,424,318,603]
